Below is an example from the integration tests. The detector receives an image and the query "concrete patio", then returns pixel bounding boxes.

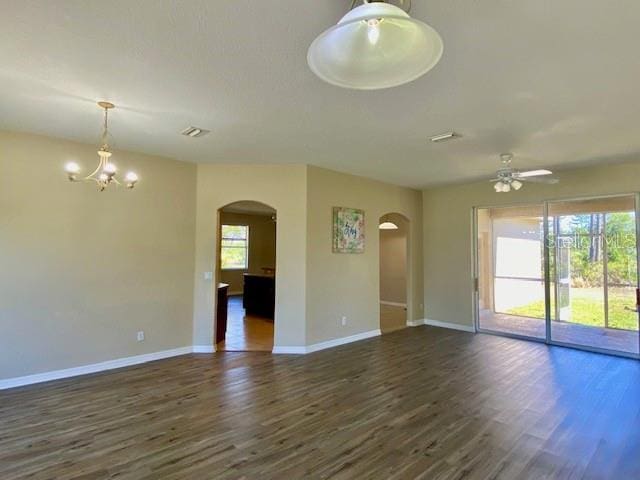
[479,310,639,355]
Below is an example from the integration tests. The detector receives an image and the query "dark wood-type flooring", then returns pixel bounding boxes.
[2,326,640,479]
[217,296,274,352]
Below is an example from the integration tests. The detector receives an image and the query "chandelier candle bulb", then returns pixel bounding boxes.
[65,161,80,174]
[103,163,117,175]
[65,161,81,181]
[125,171,139,188]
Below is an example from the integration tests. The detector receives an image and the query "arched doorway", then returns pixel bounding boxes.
[379,213,409,333]
[215,201,276,351]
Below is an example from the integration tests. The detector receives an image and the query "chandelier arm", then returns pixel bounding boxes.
[81,176,101,184]
[86,154,107,180]
[86,163,103,179]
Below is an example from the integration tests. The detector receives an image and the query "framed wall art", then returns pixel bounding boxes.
[332,207,365,253]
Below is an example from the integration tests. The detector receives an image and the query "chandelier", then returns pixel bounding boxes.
[64,102,138,191]
[307,0,443,90]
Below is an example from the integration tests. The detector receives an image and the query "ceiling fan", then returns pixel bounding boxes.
[491,153,559,193]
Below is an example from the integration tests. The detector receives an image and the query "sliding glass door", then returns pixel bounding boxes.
[548,197,639,355]
[477,204,546,339]
[475,194,640,357]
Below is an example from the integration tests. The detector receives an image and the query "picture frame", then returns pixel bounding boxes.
[332,207,365,253]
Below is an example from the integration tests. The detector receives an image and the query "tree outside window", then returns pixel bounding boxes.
[221,225,249,270]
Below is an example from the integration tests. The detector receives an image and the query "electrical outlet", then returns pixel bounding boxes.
[137,331,145,342]
[341,316,347,326]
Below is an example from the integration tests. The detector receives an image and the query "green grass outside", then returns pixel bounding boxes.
[506,288,639,330]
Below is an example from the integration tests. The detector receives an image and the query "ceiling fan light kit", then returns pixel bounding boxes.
[307,0,444,90]
[64,102,139,191]
[491,153,558,193]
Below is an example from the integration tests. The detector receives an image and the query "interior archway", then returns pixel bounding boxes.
[215,200,277,352]
[379,212,410,334]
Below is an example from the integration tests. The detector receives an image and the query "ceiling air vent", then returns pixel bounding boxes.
[181,126,210,138]
[429,131,460,143]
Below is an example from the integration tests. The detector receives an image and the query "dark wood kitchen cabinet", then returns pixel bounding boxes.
[215,283,229,343]
[243,274,275,319]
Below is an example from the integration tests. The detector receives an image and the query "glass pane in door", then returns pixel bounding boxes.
[477,205,546,339]
[548,196,639,355]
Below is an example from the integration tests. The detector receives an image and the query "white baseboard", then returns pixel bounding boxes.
[380,301,407,308]
[423,318,476,333]
[0,346,193,390]
[1,329,386,389]
[273,329,381,355]
[272,345,308,354]
[192,345,215,353]
[406,319,425,327]
[307,329,381,353]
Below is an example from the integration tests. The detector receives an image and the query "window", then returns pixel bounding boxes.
[221,225,249,270]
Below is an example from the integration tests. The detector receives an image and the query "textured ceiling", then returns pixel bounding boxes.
[1,1,639,188]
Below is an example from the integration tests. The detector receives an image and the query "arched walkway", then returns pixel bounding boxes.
[215,201,277,351]
[379,212,410,333]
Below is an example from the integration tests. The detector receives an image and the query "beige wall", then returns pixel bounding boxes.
[306,166,423,344]
[379,213,408,304]
[219,212,276,294]
[423,159,640,329]
[3,134,431,378]
[193,164,307,349]
[0,131,196,379]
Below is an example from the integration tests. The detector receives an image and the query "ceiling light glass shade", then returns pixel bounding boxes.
[103,162,117,174]
[494,181,514,193]
[307,2,444,90]
[65,161,80,174]
[511,180,523,190]
[379,221,399,230]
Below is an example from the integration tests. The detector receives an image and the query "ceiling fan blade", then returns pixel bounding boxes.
[489,178,500,182]
[522,176,559,184]
[516,169,553,178]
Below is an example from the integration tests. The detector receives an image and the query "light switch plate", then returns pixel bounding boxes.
[204,271,213,280]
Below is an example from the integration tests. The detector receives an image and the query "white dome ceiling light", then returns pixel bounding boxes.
[379,221,399,230]
[307,0,444,90]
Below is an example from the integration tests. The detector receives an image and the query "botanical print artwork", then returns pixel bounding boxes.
[333,207,365,253]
